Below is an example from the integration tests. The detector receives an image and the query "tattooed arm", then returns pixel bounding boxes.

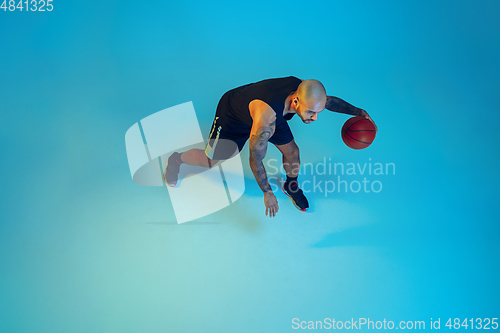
[325,96,377,133]
[248,99,279,217]
[325,95,365,116]
[249,120,275,193]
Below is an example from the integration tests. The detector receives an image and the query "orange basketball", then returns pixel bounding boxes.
[341,116,376,149]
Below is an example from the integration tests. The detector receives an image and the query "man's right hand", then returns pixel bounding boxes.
[361,109,378,134]
[264,192,279,217]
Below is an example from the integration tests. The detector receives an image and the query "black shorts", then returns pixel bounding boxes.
[205,114,294,160]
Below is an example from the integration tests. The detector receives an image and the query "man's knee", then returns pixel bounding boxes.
[207,156,219,168]
[284,144,300,161]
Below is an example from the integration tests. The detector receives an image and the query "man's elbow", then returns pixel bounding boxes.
[249,153,259,165]
[249,148,263,166]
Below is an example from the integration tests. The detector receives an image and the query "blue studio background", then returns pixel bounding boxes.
[1,0,499,332]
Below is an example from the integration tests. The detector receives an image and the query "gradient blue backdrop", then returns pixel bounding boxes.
[0,0,499,332]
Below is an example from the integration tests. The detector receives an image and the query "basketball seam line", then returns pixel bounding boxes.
[345,130,371,144]
[348,129,376,132]
[342,128,354,148]
[347,118,366,130]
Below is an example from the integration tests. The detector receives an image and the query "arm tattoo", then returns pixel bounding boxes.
[249,120,276,193]
[325,96,365,116]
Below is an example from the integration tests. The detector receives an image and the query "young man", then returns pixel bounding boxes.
[164,76,376,217]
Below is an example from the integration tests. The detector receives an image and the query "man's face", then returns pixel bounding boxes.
[294,97,325,124]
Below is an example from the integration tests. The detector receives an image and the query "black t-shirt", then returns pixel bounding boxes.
[216,76,302,136]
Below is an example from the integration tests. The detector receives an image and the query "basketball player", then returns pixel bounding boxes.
[164,77,376,217]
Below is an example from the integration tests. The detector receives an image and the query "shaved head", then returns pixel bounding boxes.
[289,79,327,124]
[297,79,327,109]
